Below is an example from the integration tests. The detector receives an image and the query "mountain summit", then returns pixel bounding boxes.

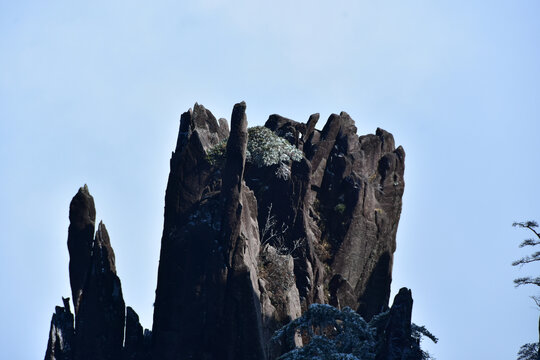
[45,102,418,360]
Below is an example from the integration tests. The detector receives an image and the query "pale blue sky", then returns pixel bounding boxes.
[1,1,539,359]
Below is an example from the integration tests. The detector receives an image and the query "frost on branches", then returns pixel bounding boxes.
[272,304,437,360]
[272,304,376,360]
[206,126,303,179]
[246,126,302,167]
[517,342,540,360]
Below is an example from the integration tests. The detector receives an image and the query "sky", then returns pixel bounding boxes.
[1,1,539,359]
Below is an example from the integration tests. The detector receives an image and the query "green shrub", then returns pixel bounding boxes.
[205,138,228,165]
[246,126,302,167]
[334,203,346,215]
[205,126,303,178]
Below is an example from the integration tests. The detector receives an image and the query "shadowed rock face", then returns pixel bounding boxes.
[45,102,409,360]
[45,297,74,360]
[377,288,423,360]
[124,307,152,360]
[151,104,232,359]
[151,102,406,359]
[74,222,125,360]
[67,185,95,315]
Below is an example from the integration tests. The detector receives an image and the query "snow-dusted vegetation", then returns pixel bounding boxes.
[272,304,437,360]
[246,126,302,167]
[206,126,303,173]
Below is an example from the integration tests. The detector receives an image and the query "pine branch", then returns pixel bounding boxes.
[520,238,540,248]
[514,277,540,287]
[512,251,540,267]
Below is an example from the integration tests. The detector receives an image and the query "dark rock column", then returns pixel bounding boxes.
[74,222,126,360]
[303,113,320,152]
[46,186,146,360]
[377,288,422,360]
[220,102,266,360]
[67,185,96,314]
[124,307,151,360]
[44,297,74,360]
[220,101,248,266]
[151,104,230,360]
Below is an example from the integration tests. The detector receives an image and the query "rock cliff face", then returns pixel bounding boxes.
[45,102,412,360]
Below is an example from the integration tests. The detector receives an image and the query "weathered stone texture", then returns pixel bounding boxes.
[151,102,406,359]
[46,102,409,360]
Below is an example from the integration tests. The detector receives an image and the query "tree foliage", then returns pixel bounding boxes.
[272,304,437,360]
[206,126,303,179]
[411,324,439,345]
[272,304,377,360]
[246,126,303,168]
[512,221,540,360]
[517,342,539,360]
[512,221,540,299]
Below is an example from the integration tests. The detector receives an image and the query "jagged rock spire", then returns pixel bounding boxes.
[67,184,95,315]
[220,101,248,267]
[46,102,408,360]
[152,102,406,359]
[74,221,125,360]
[46,187,149,360]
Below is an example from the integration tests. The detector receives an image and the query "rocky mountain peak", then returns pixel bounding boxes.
[45,102,415,360]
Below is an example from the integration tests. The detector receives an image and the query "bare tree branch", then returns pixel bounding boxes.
[530,296,540,309]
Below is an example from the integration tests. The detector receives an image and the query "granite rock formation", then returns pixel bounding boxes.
[45,102,413,360]
[45,186,150,360]
[151,102,406,359]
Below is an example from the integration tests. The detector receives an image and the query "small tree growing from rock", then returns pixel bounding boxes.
[512,220,540,360]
